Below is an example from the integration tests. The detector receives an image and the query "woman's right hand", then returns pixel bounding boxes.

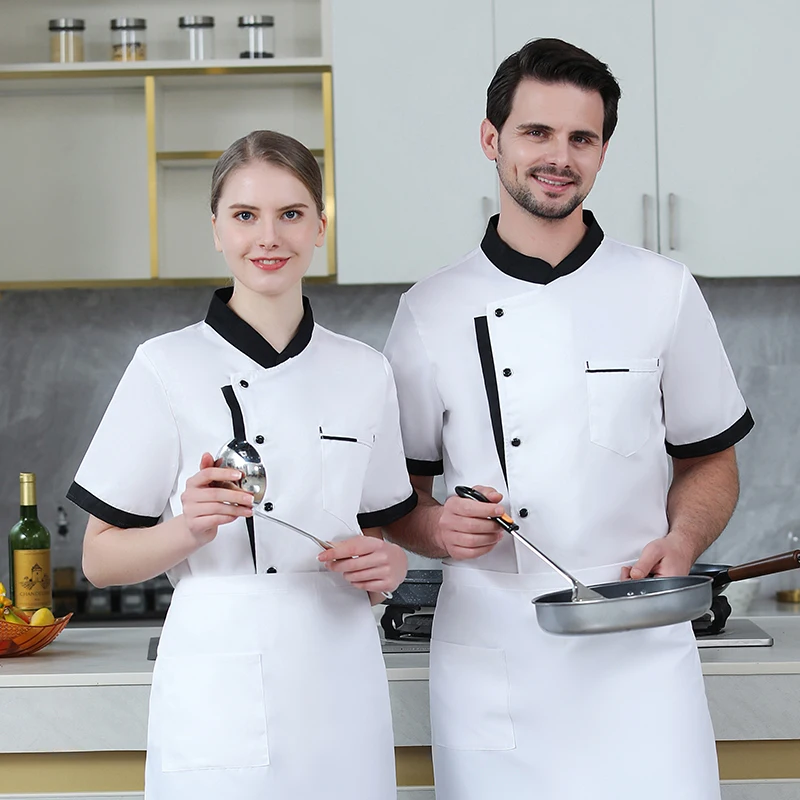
[180,452,254,545]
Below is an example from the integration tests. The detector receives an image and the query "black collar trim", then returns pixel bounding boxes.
[205,286,315,369]
[480,211,604,284]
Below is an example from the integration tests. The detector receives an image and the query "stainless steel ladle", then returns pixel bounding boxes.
[215,439,392,598]
[455,486,605,602]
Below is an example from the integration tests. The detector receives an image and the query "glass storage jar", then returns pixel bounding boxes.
[179,16,215,61]
[49,19,85,63]
[238,15,275,59]
[111,18,147,62]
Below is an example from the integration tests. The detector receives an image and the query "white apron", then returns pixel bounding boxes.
[430,562,720,800]
[145,571,396,799]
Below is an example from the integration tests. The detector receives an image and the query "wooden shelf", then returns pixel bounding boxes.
[0,57,331,81]
[0,275,336,291]
[156,148,324,166]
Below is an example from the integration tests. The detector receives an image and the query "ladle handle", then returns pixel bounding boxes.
[454,485,518,531]
[453,486,579,589]
[726,550,800,582]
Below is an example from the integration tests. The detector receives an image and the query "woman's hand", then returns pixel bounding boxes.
[318,535,408,594]
[180,452,254,546]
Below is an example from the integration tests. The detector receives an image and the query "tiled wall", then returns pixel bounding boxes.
[1,278,798,595]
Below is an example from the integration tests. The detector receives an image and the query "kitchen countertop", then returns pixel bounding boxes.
[2,616,800,687]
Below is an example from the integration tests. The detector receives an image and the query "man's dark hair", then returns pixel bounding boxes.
[487,38,622,142]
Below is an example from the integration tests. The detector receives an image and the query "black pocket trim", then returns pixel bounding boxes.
[320,434,359,443]
[66,481,160,529]
[358,491,419,529]
[666,408,755,459]
[406,457,444,476]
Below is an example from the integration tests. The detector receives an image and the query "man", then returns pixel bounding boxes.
[384,38,752,800]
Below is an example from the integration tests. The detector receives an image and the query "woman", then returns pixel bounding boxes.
[67,130,415,799]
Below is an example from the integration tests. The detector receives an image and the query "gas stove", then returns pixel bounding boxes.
[694,617,773,648]
[379,609,774,652]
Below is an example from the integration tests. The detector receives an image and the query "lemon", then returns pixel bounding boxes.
[30,608,55,626]
[0,581,6,597]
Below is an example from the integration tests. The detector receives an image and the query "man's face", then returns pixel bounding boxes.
[483,79,608,220]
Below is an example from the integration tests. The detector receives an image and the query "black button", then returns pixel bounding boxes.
[519,508,529,518]
[266,567,277,574]
[502,368,512,377]
[495,308,504,317]
[263,502,273,512]
[511,438,521,447]
[255,435,264,444]
[239,380,249,388]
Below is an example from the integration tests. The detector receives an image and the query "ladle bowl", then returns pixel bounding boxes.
[214,439,267,503]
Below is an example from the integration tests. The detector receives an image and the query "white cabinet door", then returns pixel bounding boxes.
[493,1,658,251]
[331,0,497,284]
[654,0,800,276]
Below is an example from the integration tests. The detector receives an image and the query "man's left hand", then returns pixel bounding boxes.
[621,535,695,581]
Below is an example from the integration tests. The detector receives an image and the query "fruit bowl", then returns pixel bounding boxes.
[0,613,72,658]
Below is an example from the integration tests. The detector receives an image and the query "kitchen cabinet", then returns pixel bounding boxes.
[332,1,800,281]
[653,0,800,277]
[330,0,497,285]
[0,0,334,286]
[493,0,658,252]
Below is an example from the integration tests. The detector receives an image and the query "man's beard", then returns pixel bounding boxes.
[497,161,587,221]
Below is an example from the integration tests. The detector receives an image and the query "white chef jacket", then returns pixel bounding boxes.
[385,212,753,574]
[68,287,417,583]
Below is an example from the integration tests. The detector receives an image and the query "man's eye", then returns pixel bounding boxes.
[235,211,254,222]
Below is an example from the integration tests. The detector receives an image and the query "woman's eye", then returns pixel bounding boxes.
[235,211,254,222]
[283,209,302,220]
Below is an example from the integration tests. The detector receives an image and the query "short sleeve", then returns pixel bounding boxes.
[66,346,180,527]
[357,358,418,529]
[662,268,754,458]
[383,294,445,476]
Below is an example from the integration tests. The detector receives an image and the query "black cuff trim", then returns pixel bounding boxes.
[66,482,161,529]
[406,458,444,476]
[358,491,418,529]
[666,409,755,459]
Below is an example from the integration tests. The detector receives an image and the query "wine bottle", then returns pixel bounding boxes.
[8,472,52,614]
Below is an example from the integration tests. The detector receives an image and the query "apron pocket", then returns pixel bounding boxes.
[159,653,270,772]
[320,428,373,529]
[585,358,660,457]
[429,640,515,751]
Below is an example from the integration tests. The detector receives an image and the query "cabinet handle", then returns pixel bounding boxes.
[481,195,497,219]
[642,193,651,250]
[668,193,679,251]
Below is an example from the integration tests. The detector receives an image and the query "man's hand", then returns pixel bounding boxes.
[434,485,505,560]
[621,535,695,581]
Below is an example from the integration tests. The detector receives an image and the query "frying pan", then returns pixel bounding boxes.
[457,485,800,635]
[690,551,800,595]
[536,550,800,635]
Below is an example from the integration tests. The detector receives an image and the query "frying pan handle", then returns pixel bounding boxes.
[726,550,800,582]
[454,485,519,532]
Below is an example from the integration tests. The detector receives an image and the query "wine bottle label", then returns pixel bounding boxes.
[13,549,52,611]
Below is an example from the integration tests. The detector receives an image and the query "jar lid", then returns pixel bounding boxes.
[49,18,86,31]
[238,15,275,27]
[178,15,215,28]
[110,18,147,30]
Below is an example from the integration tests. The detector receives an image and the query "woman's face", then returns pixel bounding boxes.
[212,161,326,298]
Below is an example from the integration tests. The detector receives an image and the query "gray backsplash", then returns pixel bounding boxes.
[1,278,799,596]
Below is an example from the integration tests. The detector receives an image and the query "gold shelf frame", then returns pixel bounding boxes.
[0,64,337,290]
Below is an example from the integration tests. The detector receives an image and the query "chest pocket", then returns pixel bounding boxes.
[585,358,661,457]
[320,427,374,531]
